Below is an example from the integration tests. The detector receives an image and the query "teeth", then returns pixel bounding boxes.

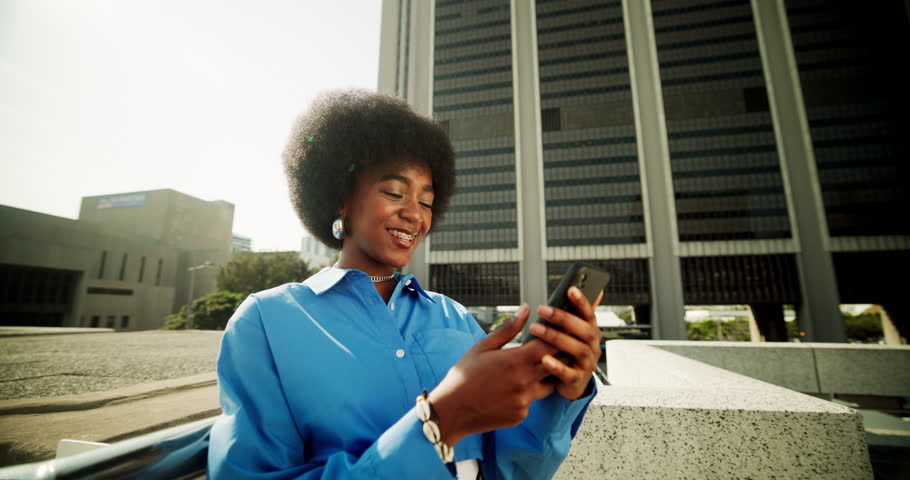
[389,230,416,241]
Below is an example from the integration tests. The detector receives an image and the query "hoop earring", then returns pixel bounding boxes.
[332,218,344,240]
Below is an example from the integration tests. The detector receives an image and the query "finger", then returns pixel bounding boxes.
[537,305,601,347]
[541,354,583,385]
[566,286,596,326]
[529,320,594,367]
[528,377,556,400]
[520,332,560,358]
[475,304,529,351]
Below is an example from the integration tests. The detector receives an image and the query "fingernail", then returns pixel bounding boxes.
[569,286,581,299]
[539,305,553,317]
[531,323,546,335]
[518,304,529,316]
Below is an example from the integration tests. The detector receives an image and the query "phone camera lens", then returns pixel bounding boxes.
[579,273,587,281]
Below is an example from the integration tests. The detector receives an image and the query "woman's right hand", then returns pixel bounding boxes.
[427,305,559,446]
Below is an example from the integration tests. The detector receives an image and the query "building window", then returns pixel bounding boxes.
[430,262,520,306]
[118,253,128,281]
[98,251,107,279]
[743,86,769,113]
[106,316,115,328]
[155,258,163,286]
[542,107,561,132]
[91,315,100,328]
[121,316,130,329]
[138,256,146,283]
[87,287,134,296]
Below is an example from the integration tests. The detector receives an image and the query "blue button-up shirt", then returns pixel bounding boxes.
[208,268,595,479]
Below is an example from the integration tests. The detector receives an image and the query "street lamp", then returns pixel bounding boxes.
[186,261,215,330]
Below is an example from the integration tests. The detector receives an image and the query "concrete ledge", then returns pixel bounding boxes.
[554,340,874,479]
[653,341,819,392]
[811,343,910,397]
[557,385,871,479]
[0,327,115,338]
[0,372,216,415]
[640,340,910,397]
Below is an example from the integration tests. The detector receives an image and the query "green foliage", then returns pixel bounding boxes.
[784,312,882,343]
[616,309,633,324]
[488,312,514,333]
[786,319,801,340]
[162,290,245,330]
[844,312,883,343]
[687,318,751,341]
[216,251,316,296]
[162,307,188,330]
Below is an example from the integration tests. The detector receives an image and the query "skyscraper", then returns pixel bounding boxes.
[378,0,909,343]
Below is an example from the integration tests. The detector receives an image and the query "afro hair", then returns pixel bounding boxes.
[283,89,455,250]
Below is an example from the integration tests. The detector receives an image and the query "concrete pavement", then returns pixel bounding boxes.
[1,329,222,400]
[0,329,224,466]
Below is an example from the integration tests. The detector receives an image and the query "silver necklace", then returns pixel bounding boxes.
[334,263,395,283]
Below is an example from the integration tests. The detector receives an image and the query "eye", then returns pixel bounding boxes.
[381,191,403,199]
[419,202,433,209]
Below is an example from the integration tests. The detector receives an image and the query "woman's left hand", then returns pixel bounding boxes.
[529,286,604,401]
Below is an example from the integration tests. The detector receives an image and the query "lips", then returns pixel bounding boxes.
[388,229,416,241]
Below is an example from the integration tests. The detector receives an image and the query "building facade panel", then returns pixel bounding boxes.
[432,0,518,262]
[653,0,791,243]
[537,0,642,251]
[382,0,910,341]
[786,0,909,238]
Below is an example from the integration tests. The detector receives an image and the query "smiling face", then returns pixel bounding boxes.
[337,161,434,275]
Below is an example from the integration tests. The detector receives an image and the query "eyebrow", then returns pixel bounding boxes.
[379,174,434,193]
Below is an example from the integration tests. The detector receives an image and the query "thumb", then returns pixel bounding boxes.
[475,304,529,351]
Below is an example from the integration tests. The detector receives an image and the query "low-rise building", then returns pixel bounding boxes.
[231,234,252,255]
[299,235,334,270]
[0,189,234,331]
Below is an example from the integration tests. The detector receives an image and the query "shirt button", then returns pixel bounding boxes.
[395,349,405,358]
[390,303,395,311]
[405,279,411,286]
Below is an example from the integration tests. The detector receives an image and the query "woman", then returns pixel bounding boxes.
[207,90,603,479]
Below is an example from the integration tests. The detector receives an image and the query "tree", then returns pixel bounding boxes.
[163,291,245,330]
[216,251,316,296]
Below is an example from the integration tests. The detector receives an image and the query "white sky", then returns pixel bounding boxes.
[1,0,382,252]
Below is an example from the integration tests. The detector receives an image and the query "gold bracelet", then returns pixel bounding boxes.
[415,390,454,464]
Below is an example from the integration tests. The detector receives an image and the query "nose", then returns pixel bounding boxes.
[399,196,423,224]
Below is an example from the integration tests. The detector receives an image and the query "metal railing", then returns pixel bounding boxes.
[0,417,217,480]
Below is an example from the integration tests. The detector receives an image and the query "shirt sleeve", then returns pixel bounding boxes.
[455,302,598,480]
[207,296,454,480]
[483,380,596,479]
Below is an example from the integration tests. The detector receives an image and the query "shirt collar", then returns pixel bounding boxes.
[304,267,436,303]
[393,271,436,303]
[303,267,350,294]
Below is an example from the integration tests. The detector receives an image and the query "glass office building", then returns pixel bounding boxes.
[378,0,909,342]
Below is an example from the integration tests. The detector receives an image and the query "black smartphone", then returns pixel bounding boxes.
[518,263,611,344]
